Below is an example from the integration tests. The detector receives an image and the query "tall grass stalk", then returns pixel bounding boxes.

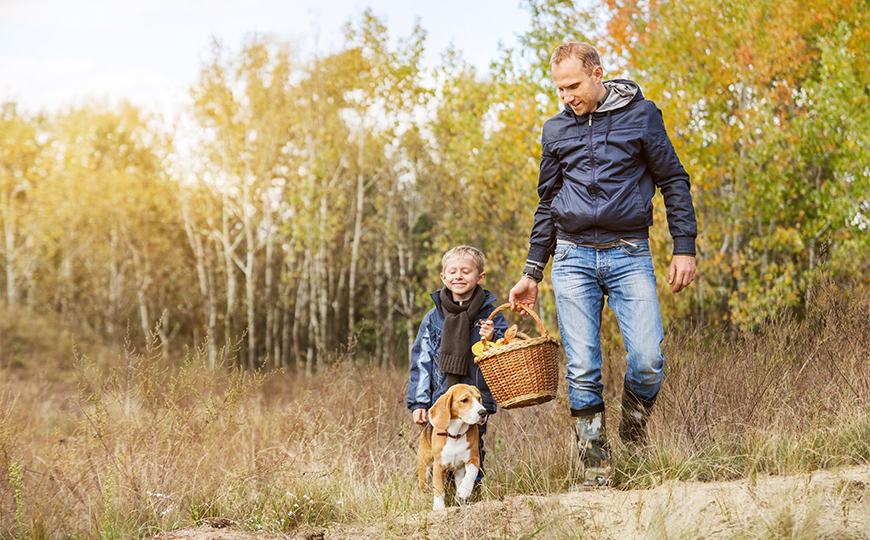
[8,462,23,538]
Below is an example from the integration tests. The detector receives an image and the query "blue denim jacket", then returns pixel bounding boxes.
[406,289,508,414]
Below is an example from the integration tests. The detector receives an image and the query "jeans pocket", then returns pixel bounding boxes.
[619,241,650,257]
[553,247,570,263]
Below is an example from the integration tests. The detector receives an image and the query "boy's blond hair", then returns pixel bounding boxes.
[442,245,486,273]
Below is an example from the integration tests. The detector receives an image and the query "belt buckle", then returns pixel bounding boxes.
[596,239,638,249]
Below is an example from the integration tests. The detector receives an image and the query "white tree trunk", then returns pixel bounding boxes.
[217,192,239,365]
[181,202,218,369]
[263,196,275,369]
[397,241,416,364]
[348,136,365,336]
[107,230,124,337]
[127,240,153,348]
[243,180,256,371]
[316,193,329,363]
[292,261,308,372]
[306,257,317,377]
[3,191,18,308]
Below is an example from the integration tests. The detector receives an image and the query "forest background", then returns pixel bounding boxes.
[1,0,868,375]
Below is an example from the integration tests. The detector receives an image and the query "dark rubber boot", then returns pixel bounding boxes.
[619,389,655,446]
[575,410,610,488]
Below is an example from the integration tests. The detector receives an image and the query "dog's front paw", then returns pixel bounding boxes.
[456,479,474,500]
[433,495,446,510]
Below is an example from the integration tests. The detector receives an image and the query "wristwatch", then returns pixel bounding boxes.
[522,263,544,283]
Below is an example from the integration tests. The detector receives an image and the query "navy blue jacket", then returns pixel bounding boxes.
[527,79,697,264]
[406,289,508,414]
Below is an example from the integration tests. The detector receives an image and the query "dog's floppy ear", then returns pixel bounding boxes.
[429,387,453,430]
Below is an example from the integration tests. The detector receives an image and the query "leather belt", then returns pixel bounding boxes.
[557,238,645,249]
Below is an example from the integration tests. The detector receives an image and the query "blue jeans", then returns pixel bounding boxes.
[550,240,664,415]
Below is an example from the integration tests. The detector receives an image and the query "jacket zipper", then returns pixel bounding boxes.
[589,114,599,244]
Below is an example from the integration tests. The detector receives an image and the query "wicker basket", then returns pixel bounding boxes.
[474,303,560,409]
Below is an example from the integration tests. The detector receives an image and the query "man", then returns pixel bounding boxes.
[509,42,697,488]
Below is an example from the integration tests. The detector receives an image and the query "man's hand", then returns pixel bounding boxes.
[509,276,539,311]
[668,255,696,293]
[413,408,427,425]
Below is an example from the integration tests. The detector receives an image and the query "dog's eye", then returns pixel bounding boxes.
[461,398,469,402]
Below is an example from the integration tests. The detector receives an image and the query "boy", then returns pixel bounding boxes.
[407,245,508,479]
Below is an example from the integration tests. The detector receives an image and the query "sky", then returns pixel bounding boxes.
[0,0,533,117]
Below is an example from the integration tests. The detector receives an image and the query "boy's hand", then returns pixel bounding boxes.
[413,408,428,425]
[479,320,494,341]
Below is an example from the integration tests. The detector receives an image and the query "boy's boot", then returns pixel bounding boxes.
[618,389,656,446]
[575,409,610,488]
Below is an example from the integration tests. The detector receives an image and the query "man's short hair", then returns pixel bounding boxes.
[442,246,486,273]
[550,42,601,72]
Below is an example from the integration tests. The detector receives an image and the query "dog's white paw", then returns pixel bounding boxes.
[433,495,446,510]
[456,479,474,500]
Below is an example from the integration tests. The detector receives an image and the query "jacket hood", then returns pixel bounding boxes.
[562,79,642,115]
[597,79,641,112]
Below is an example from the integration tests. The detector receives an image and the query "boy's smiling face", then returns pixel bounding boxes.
[440,256,485,302]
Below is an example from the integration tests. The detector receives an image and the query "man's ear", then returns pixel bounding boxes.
[593,65,604,82]
[429,388,453,430]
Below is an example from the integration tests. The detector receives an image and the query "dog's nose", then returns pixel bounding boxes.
[478,410,488,423]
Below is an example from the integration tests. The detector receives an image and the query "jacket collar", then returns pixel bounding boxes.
[563,79,642,116]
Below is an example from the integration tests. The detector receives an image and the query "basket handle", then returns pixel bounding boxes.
[481,303,549,344]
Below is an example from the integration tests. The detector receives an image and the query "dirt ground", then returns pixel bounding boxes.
[150,465,870,540]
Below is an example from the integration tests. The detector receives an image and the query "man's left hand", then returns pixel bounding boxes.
[668,255,696,293]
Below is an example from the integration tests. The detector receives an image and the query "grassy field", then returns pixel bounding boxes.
[1,284,869,539]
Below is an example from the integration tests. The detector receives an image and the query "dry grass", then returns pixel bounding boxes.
[1,284,869,539]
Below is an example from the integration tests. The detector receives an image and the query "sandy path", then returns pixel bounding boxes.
[152,464,870,539]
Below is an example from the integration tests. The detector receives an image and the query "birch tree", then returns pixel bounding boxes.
[191,35,298,369]
[0,104,48,310]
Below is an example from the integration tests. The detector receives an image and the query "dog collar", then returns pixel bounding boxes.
[435,431,463,439]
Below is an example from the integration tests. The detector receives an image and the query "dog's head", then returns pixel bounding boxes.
[429,383,488,431]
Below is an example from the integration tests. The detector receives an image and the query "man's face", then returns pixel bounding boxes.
[552,57,604,116]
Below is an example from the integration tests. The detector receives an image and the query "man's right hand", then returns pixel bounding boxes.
[509,276,539,311]
[413,408,427,425]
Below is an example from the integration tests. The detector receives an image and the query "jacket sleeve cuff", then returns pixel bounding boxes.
[672,237,696,256]
[526,244,551,265]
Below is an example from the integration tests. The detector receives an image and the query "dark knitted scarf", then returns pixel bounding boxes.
[438,285,485,377]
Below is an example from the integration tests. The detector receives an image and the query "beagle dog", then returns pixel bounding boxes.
[417,384,488,510]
